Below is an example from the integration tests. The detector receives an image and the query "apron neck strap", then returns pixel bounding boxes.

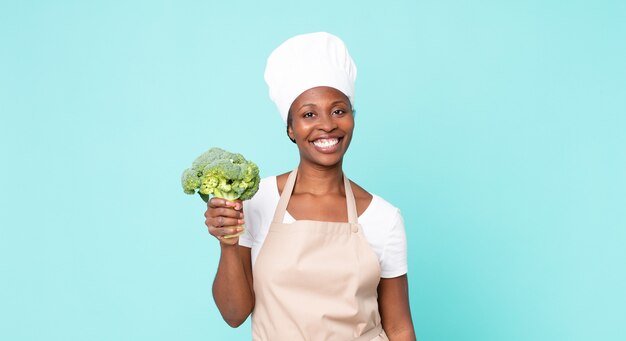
[272,169,298,224]
[272,168,358,224]
[343,172,358,224]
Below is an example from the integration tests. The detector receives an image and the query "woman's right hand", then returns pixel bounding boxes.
[204,197,245,246]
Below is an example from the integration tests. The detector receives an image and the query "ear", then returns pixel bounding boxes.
[287,125,295,141]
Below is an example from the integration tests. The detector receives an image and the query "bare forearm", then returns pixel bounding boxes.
[386,326,416,341]
[212,245,254,327]
[379,275,416,340]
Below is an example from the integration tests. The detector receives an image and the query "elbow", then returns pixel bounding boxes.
[384,326,416,341]
[212,284,254,328]
[224,316,247,328]
[218,305,253,328]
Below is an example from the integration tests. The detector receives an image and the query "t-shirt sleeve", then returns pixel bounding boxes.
[238,200,255,248]
[237,176,277,253]
[380,209,408,278]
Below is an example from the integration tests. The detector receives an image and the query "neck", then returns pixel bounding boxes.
[294,161,344,195]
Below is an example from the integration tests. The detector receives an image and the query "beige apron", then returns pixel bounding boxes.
[252,169,389,341]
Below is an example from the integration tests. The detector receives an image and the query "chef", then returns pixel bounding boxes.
[205,32,416,341]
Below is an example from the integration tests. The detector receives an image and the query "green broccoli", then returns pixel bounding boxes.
[181,147,260,202]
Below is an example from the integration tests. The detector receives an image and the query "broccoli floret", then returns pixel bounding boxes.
[181,147,260,202]
[181,168,201,194]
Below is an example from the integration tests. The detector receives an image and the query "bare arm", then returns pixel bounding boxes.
[206,198,255,327]
[378,274,416,340]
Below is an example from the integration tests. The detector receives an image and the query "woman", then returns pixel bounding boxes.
[205,32,416,340]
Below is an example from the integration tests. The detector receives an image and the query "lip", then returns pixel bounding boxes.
[310,136,343,154]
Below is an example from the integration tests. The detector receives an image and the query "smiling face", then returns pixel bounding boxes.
[287,86,354,168]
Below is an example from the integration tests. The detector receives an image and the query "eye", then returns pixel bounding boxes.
[332,109,346,116]
[303,111,315,118]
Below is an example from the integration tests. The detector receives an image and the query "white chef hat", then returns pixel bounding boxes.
[264,32,357,124]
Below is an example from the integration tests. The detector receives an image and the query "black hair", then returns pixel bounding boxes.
[286,110,296,143]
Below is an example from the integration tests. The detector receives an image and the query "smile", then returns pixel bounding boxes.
[313,138,339,148]
[311,137,342,153]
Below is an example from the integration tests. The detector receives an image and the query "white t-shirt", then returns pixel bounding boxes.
[239,176,408,278]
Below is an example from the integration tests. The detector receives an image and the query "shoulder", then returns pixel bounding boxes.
[260,175,278,193]
[362,193,401,224]
[275,171,291,196]
[247,175,278,208]
[347,179,397,222]
[349,179,374,203]
[244,175,279,218]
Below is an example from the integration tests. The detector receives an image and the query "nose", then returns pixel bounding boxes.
[318,112,338,132]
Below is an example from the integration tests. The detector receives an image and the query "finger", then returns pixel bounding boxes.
[230,199,243,211]
[210,226,244,237]
[204,206,242,220]
[209,207,244,219]
[212,217,244,228]
[208,197,228,208]
[222,199,242,209]
[210,198,243,210]
[222,230,244,239]
[216,235,239,245]
[206,215,244,228]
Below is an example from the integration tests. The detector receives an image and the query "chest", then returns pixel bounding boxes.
[286,193,350,222]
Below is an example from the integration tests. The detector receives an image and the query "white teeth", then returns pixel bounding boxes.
[313,138,339,148]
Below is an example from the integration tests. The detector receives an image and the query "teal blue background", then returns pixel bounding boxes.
[1,1,625,340]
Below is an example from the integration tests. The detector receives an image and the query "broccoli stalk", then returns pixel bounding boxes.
[181,147,260,238]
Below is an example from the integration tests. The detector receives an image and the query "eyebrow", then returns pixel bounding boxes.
[296,100,349,111]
